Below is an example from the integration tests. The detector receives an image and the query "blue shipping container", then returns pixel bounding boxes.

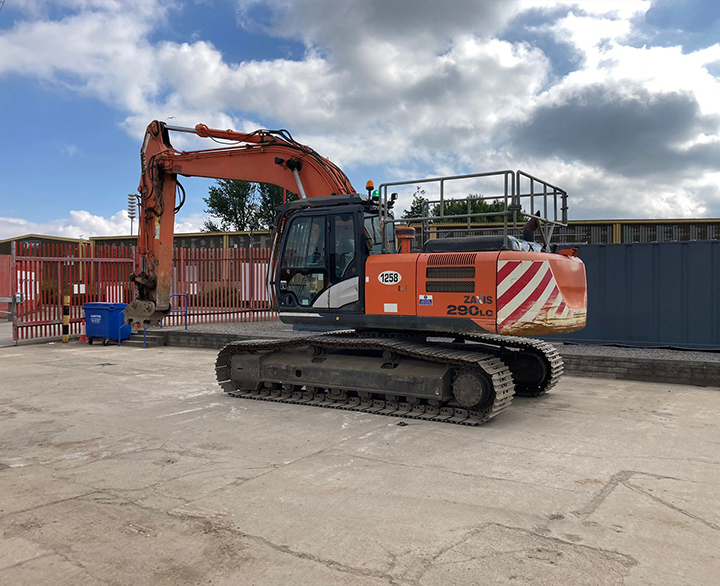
[544,241,720,349]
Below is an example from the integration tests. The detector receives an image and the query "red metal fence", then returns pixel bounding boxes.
[165,246,276,326]
[7,242,277,341]
[0,254,11,317]
[12,242,135,341]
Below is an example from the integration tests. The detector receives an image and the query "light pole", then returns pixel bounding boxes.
[127,194,137,236]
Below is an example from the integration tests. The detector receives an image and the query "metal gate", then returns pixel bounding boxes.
[9,241,277,341]
[164,246,276,326]
[12,241,135,341]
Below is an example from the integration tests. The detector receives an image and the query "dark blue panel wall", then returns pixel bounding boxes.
[545,241,720,349]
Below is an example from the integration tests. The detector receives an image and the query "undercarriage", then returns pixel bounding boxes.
[215,332,563,426]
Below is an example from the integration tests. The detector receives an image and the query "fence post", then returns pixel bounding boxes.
[62,294,70,343]
[10,241,17,342]
[249,242,255,321]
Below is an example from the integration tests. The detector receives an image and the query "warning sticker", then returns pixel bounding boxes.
[419,295,433,306]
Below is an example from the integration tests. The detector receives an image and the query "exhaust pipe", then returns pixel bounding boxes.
[522,210,541,242]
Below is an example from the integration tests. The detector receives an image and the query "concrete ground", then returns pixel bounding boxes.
[1,344,719,586]
[0,322,13,348]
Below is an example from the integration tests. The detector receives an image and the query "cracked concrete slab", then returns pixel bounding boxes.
[174,447,596,575]
[0,552,103,586]
[566,480,719,586]
[421,523,636,585]
[1,343,719,585]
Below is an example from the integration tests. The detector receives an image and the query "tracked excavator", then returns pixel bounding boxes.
[125,120,587,425]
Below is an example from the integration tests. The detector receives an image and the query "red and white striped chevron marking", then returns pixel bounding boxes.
[496,260,570,331]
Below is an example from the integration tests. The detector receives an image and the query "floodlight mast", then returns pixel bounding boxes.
[127,194,137,236]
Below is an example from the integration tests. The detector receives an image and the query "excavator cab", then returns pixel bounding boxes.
[274,195,392,314]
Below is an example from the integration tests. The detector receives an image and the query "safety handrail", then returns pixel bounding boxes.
[378,169,568,252]
[166,293,189,331]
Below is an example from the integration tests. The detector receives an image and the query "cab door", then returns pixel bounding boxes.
[276,208,364,313]
[317,210,362,312]
[276,213,329,310]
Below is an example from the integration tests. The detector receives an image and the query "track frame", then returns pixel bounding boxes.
[215,331,561,426]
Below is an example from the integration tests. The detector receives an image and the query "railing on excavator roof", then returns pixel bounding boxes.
[378,170,568,253]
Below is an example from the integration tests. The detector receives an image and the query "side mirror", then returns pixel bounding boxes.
[364,228,374,253]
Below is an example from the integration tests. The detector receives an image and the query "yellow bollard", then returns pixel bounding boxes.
[62,295,70,343]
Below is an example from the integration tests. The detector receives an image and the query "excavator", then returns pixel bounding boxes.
[125,120,587,425]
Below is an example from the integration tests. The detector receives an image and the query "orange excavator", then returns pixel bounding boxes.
[125,120,587,425]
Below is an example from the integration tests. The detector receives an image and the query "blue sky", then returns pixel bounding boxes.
[1,0,720,239]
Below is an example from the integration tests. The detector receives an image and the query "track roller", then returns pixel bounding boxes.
[452,368,493,410]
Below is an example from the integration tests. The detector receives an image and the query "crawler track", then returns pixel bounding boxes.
[338,330,563,397]
[216,334,516,426]
[454,333,563,397]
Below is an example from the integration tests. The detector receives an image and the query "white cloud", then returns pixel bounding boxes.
[537,11,720,119]
[174,212,207,234]
[0,210,130,240]
[0,209,206,240]
[518,0,651,19]
[59,144,79,157]
[505,158,716,219]
[1,0,720,224]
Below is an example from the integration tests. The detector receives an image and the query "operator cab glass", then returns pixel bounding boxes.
[279,216,327,307]
[364,214,396,254]
[333,213,356,278]
[278,210,364,310]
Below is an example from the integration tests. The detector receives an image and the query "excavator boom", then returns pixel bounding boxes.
[125,120,354,326]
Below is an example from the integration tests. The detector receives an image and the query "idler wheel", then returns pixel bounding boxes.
[452,368,492,410]
[307,345,324,357]
[501,350,547,396]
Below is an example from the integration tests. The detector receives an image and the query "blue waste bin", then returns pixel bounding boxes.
[83,303,132,346]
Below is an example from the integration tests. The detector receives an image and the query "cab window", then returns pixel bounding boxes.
[283,216,326,268]
[364,215,396,254]
[279,216,328,307]
[333,213,356,278]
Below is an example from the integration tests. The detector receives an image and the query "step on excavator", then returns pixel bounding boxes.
[125,120,587,425]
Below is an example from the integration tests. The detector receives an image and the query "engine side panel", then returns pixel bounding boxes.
[350,249,586,337]
[364,251,499,333]
[415,251,499,334]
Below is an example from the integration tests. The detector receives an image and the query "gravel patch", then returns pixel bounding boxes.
[164,320,308,338]
[555,342,720,363]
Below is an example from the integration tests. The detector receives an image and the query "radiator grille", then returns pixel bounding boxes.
[426,281,475,293]
[427,253,477,266]
[426,266,476,279]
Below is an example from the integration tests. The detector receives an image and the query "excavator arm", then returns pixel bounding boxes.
[125,120,355,326]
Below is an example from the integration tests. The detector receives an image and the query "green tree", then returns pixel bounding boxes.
[202,180,300,232]
[202,219,223,232]
[401,187,505,224]
[431,194,505,224]
[202,180,257,232]
[255,183,298,230]
[402,186,429,219]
